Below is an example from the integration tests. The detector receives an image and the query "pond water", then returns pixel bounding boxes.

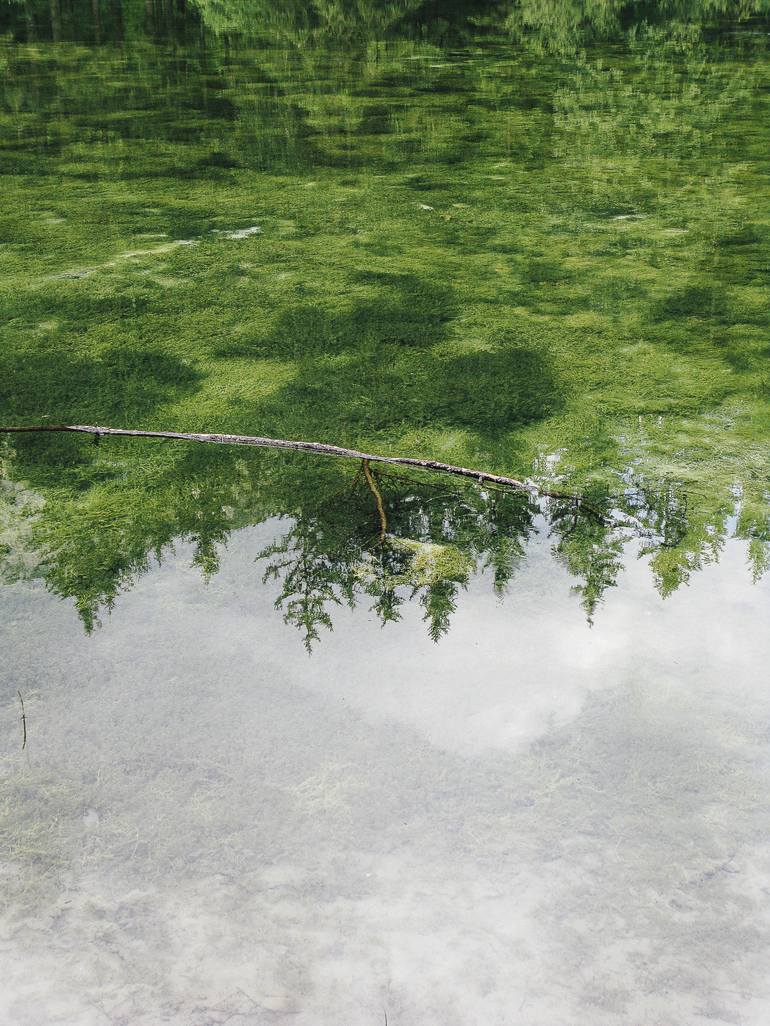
[2,2,770,1024]
[3,521,770,1025]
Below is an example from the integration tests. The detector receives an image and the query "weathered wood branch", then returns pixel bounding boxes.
[0,423,601,515]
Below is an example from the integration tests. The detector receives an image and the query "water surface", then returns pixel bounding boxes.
[2,2,770,1023]
[3,521,770,1025]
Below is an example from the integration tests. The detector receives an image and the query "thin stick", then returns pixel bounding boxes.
[362,459,388,542]
[17,690,26,750]
[0,423,603,516]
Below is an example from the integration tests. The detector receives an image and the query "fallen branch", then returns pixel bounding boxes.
[0,423,602,516]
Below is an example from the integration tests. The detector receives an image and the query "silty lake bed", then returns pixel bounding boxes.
[3,1,770,1024]
[3,521,770,1026]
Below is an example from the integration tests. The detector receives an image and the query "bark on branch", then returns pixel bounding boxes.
[0,423,601,516]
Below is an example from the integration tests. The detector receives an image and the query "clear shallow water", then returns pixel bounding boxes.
[2,2,770,592]
[3,520,770,1025]
[3,2,770,1022]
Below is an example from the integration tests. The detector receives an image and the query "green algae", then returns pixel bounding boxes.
[1,1,769,637]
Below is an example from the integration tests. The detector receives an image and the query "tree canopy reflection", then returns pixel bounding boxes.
[1,437,760,647]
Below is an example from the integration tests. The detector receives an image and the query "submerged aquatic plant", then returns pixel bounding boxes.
[0,2,769,640]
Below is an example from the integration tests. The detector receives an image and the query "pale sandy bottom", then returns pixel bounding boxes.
[1,522,769,1026]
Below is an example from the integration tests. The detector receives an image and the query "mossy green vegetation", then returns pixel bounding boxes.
[1,0,769,639]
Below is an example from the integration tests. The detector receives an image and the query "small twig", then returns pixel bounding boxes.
[362,459,388,543]
[17,690,26,750]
